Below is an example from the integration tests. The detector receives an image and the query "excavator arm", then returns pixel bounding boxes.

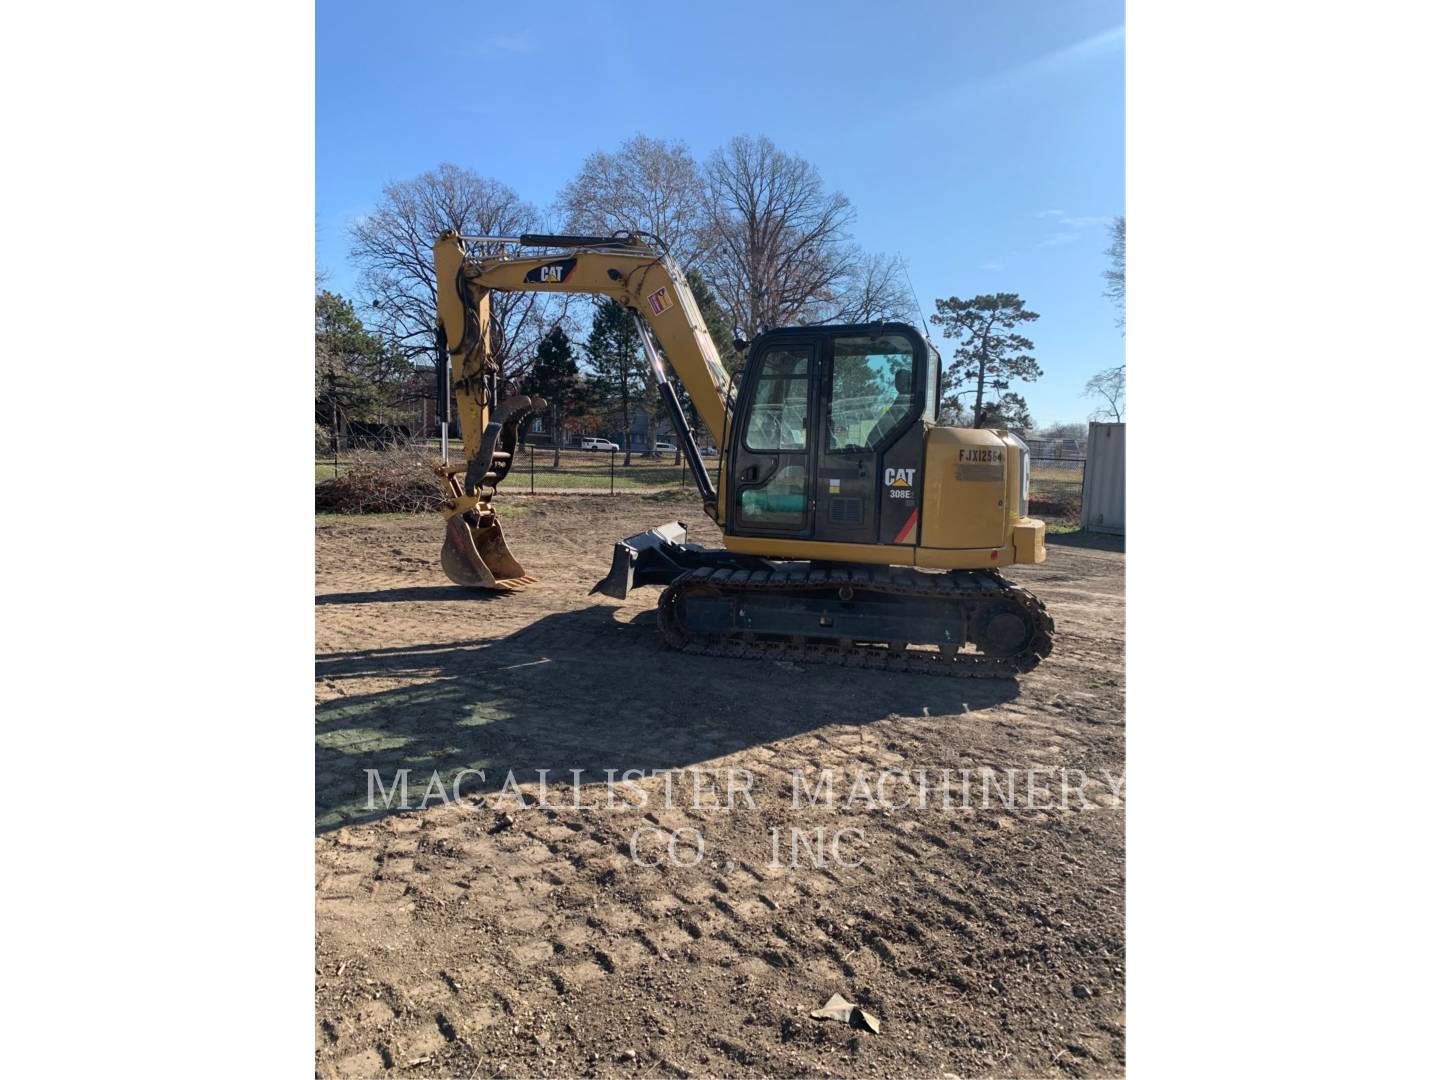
[431,229,734,588]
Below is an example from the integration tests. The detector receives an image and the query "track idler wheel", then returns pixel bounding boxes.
[974,603,1032,656]
[440,511,531,590]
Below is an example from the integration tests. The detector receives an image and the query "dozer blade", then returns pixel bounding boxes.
[440,512,533,590]
[592,522,694,599]
[591,522,764,598]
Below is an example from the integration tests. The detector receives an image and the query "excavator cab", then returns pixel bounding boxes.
[724,322,939,549]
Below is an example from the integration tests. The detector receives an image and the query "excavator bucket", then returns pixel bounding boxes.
[438,393,546,590]
[440,512,532,590]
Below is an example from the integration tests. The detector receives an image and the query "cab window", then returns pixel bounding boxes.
[737,467,807,528]
[827,334,917,451]
[743,347,809,451]
[925,340,941,421]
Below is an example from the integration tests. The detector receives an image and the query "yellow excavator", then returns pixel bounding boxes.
[431,230,1053,677]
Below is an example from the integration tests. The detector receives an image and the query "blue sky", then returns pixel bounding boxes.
[317,0,1125,427]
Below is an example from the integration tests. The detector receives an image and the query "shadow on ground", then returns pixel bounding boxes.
[315,599,1020,831]
[315,585,502,606]
[1046,529,1125,552]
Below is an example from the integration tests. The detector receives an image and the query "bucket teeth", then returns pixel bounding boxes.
[441,511,529,590]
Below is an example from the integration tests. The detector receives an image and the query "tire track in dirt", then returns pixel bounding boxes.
[316,498,1125,1077]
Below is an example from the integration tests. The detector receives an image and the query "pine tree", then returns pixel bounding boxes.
[686,269,740,374]
[314,291,411,444]
[583,299,645,466]
[524,327,582,466]
[930,293,1042,429]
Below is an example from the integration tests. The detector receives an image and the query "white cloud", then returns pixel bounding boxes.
[999,26,1125,88]
[939,26,1124,120]
[1031,211,1110,247]
[980,261,1004,271]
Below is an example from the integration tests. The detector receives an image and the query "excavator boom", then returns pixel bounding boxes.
[435,231,732,458]
[431,230,733,587]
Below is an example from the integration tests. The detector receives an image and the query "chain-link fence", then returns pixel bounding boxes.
[1028,451,1085,518]
[514,445,721,493]
[315,433,1083,509]
[315,436,720,494]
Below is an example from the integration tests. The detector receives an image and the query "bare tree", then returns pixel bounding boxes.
[557,134,710,268]
[702,135,859,336]
[1034,421,1089,440]
[348,163,565,391]
[1084,365,1125,421]
[829,250,914,324]
[1103,216,1125,330]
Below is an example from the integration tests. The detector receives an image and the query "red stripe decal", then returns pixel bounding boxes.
[893,508,919,544]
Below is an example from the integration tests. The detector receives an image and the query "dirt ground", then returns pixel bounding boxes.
[315,495,1125,1078]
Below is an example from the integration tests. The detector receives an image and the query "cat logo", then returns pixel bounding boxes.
[884,466,916,500]
[524,258,577,285]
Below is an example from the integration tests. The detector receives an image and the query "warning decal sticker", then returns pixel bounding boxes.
[647,287,674,316]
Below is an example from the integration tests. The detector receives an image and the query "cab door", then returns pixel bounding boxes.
[727,340,816,538]
[815,328,925,545]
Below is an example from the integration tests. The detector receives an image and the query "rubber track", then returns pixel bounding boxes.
[656,565,1054,679]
